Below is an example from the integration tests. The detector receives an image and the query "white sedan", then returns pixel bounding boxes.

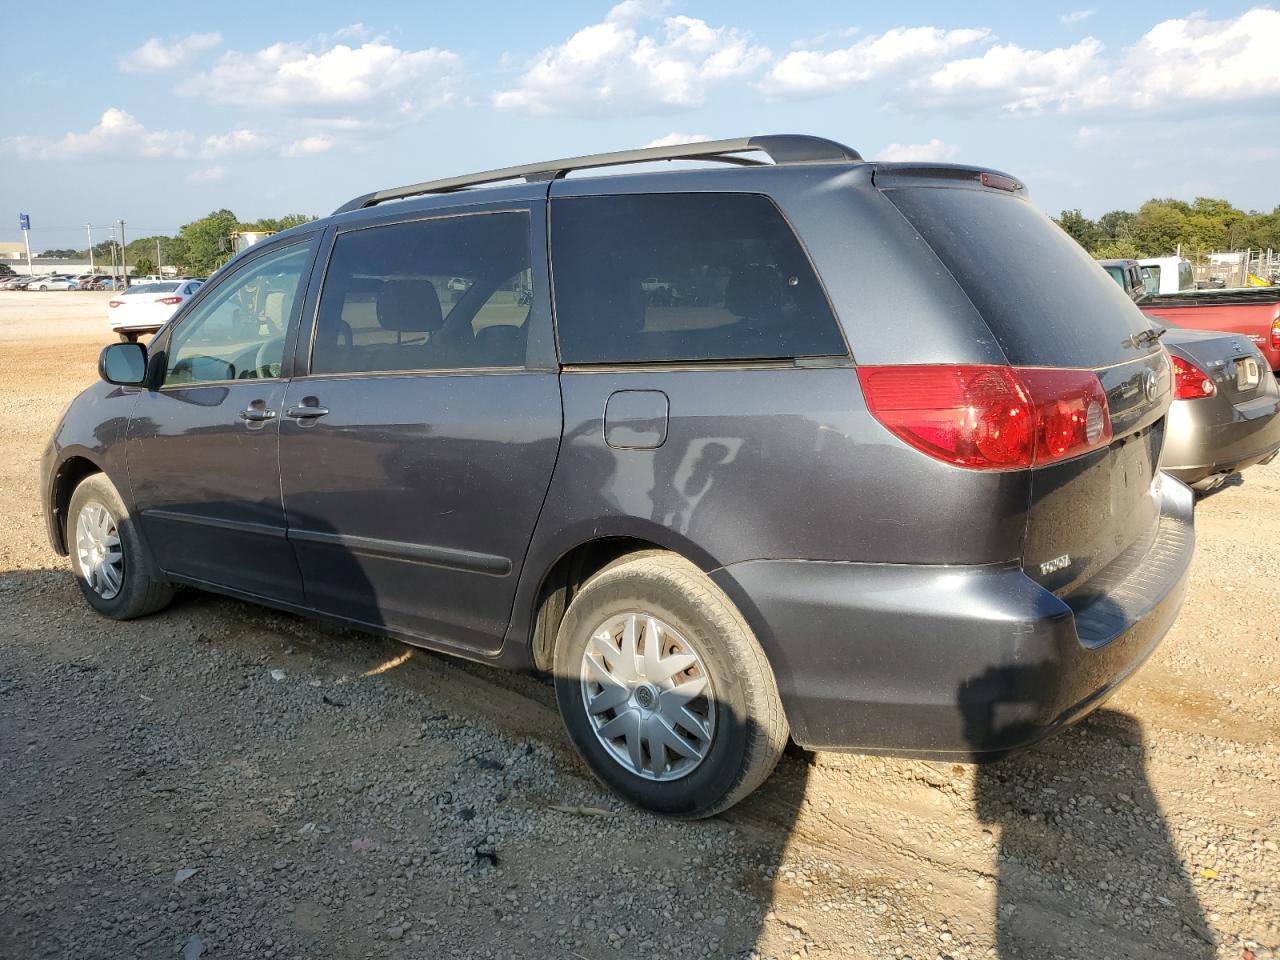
[108,280,204,341]
[31,276,80,290]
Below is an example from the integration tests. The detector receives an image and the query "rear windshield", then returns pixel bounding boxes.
[884,186,1151,367]
[128,282,180,294]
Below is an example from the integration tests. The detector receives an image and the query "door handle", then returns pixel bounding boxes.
[239,407,277,422]
[286,404,330,420]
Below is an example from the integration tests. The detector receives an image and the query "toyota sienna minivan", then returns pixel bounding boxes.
[43,135,1195,818]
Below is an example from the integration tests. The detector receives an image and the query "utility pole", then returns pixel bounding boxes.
[156,237,162,276]
[86,223,95,272]
[118,219,129,289]
[108,225,118,282]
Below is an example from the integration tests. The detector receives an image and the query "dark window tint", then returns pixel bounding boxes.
[885,187,1152,367]
[312,213,532,375]
[551,193,845,364]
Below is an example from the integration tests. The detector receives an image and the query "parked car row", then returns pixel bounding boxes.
[0,272,126,290]
[1100,256,1280,490]
[38,135,1280,818]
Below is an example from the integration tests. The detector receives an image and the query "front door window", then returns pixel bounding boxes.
[165,244,311,385]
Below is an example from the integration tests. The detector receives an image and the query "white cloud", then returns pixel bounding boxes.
[768,26,990,96]
[281,135,335,157]
[4,108,192,159]
[643,132,710,148]
[1059,10,1095,25]
[1121,8,1280,107]
[120,32,221,73]
[188,165,226,183]
[180,39,461,114]
[202,129,267,157]
[918,38,1104,113]
[916,8,1280,114]
[877,138,959,162]
[493,2,769,115]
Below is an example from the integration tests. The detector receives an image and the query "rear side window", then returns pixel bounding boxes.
[311,212,532,375]
[885,187,1151,368]
[551,193,845,364]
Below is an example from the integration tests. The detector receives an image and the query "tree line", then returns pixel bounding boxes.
[1053,197,1280,260]
[39,212,315,275]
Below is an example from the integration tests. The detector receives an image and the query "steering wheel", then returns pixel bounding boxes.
[255,335,286,379]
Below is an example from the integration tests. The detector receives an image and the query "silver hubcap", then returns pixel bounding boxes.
[75,502,123,600]
[579,612,716,781]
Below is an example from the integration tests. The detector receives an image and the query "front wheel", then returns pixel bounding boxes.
[68,473,175,619]
[553,552,788,818]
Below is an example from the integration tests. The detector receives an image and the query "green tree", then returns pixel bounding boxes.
[175,209,240,274]
[1097,210,1136,244]
[1093,239,1142,260]
[244,213,316,233]
[1131,200,1189,256]
[132,256,157,276]
[1054,209,1102,250]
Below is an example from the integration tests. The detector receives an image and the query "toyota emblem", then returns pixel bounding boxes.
[1142,369,1158,402]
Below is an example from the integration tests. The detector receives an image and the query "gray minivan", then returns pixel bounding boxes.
[43,136,1194,817]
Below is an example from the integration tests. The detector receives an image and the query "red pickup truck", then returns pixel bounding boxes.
[1139,287,1280,374]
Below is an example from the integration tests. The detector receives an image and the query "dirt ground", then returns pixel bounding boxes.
[1,292,1277,960]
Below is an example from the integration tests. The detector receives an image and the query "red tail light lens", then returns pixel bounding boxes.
[157,296,183,305]
[108,300,123,308]
[1270,317,1279,351]
[1170,355,1216,399]
[858,364,1113,470]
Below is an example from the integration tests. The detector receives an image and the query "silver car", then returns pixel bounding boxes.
[1161,326,1280,490]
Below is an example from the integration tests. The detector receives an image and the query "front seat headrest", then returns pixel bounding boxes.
[377,278,443,332]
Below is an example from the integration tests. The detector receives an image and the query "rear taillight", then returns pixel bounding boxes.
[108,300,123,308]
[857,364,1112,470]
[157,296,183,305]
[1270,317,1280,351]
[1170,355,1216,399]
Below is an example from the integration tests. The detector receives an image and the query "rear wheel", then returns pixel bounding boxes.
[553,552,787,818]
[68,473,174,619]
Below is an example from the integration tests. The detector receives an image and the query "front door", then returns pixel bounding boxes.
[279,202,561,653]
[126,239,317,603]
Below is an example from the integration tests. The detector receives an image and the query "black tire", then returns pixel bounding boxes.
[553,551,787,819]
[67,473,175,619]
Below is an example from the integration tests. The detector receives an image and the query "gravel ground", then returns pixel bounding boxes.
[1,292,1277,960]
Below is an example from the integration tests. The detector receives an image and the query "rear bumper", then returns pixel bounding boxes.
[1161,390,1280,483]
[710,477,1195,758]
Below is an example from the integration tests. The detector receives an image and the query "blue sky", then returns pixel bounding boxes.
[5,1,1280,250]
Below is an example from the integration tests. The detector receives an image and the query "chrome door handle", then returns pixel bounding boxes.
[239,407,277,422]
[286,404,330,419]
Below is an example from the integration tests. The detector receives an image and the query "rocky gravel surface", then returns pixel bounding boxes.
[1,294,1277,959]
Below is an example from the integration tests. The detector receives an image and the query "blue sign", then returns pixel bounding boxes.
[19,213,30,231]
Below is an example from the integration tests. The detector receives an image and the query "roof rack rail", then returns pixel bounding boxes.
[332,134,863,214]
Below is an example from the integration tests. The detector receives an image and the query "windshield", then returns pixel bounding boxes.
[1104,265,1125,288]
[884,186,1152,367]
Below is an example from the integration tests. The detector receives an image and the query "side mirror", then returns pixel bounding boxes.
[99,342,148,386]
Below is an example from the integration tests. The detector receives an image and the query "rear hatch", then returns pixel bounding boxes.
[876,166,1171,601]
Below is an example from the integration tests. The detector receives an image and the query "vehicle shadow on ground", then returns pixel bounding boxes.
[1193,470,1244,500]
[964,697,1213,958]
[3,559,1212,959]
